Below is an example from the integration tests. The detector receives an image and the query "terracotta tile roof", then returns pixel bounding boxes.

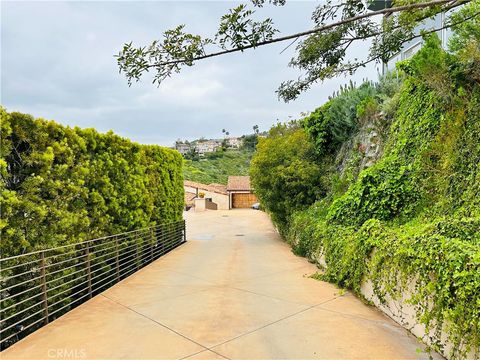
[227,176,252,191]
[209,183,229,193]
[184,180,228,195]
[185,192,196,205]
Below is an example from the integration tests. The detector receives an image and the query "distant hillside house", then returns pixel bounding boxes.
[175,143,191,155]
[226,137,242,148]
[227,176,258,209]
[184,180,229,210]
[195,140,221,155]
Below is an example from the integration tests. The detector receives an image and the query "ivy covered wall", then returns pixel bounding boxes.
[251,7,480,357]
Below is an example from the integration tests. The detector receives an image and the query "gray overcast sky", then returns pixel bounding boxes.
[1,0,379,146]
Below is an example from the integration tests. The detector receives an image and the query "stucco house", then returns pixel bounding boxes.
[195,140,221,155]
[175,143,191,155]
[226,137,242,148]
[184,180,229,210]
[227,176,258,209]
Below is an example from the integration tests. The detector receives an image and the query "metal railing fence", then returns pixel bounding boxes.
[0,220,186,349]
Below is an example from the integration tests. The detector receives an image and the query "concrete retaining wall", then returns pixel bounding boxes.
[311,252,476,360]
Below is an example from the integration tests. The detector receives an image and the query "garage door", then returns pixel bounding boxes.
[232,193,258,208]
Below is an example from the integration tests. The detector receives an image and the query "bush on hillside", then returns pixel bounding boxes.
[250,122,328,232]
[303,81,377,156]
[183,149,252,184]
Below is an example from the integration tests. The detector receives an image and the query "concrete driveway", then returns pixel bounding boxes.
[2,210,440,360]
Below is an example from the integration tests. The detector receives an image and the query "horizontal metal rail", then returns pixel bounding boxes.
[1,223,175,261]
[0,220,186,350]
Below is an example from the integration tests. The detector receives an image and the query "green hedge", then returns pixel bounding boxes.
[250,122,328,232]
[0,109,184,256]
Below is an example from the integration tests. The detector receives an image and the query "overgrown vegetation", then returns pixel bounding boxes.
[0,111,184,256]
[250,5,480,357]
[183,149,252,184]
[117,0,473,102]
[251,122,327,228]
[303,81,378,157]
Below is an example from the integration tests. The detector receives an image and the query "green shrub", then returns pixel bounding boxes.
[250,122,327,232]
[0,110,184,256]
[303,81,377,156]
[327,158,420,225]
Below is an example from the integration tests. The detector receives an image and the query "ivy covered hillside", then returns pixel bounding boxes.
[250,5,480,359]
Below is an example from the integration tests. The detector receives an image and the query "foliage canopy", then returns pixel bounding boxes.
[116,0,475,101]
[250,122,328,231]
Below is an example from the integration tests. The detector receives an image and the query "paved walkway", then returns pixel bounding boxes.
[3,210,440,360]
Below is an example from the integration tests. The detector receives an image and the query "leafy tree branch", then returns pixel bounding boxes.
[116,0,473,101]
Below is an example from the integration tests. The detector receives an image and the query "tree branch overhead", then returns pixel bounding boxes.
[116,0,474,101]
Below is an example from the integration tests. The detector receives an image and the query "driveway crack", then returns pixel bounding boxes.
[100,294,231,360]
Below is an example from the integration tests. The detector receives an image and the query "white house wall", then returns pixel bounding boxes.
[184,185,229,210]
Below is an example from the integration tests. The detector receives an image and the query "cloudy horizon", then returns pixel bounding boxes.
[1,0,379,147]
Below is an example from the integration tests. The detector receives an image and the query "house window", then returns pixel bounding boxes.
[402,42,422,60]
[385,52,401,72]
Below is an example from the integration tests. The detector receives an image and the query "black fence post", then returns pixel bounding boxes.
[136,233,140,271]
[150,229,154,263]
[40,252,49,325]
[115,237,120,282]
[183,220,187,243]
[161,227,165,255]
[86,243,92,298]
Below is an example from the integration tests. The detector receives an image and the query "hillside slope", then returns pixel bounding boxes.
[183,149,252,184]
